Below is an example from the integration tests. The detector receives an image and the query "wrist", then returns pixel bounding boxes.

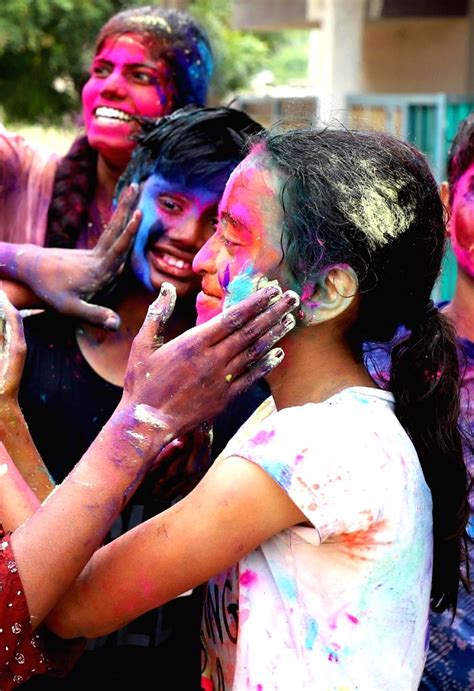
[0,399,23,431]
[1,243,40,284]
[107,400,177,466]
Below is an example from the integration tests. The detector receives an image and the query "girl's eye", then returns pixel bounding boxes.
[223,236,238,249]
[133,71,155,85]
[91,65,110,78]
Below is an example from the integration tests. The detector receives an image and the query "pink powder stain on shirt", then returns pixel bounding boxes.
[295,453,304,464]
[240,569,258,587]
[251,428,275,445]
[345,612,359,625]
[239,608,251,626]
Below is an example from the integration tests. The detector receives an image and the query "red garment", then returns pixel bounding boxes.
[0,528,84,689]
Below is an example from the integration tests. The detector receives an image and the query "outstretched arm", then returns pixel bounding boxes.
[47,453,307,639]
[0,184,141,330]
[7,282,299,627]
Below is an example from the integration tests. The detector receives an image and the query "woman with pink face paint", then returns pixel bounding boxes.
[0,5,212,251]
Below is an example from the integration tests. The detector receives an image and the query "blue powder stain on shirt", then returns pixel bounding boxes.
[40,393,47,404]
[262,460,293,490]
[276,571,297,600]
[305,618,318,650]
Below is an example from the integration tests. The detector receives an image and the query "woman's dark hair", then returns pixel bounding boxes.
[116,105,263,198]
[258,126,471,613]
[45,136,98,248]
[46,6,213,248]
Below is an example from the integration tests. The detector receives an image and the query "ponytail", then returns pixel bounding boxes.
[45,136,97,248]
[389,307,471,613]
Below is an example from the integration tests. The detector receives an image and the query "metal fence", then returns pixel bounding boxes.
[346,93,474,301]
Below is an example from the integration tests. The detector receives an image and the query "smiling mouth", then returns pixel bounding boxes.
[148,248,195,278]
[94,106,133,123]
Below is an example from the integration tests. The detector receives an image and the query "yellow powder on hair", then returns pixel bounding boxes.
[335,160,416,248]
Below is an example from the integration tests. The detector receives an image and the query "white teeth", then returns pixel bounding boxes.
[162,253,190,270]
[95,106,131,122]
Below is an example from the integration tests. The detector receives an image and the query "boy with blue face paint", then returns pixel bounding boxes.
[17,106,266,689]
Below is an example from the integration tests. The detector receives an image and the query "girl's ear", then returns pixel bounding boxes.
[440,181,451,237]
[299,265,358,326]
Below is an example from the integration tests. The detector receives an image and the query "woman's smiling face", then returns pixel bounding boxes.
[82,33,176,165]
[193,149,294,324]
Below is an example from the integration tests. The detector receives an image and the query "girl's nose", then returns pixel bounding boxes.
[100,70,127,100]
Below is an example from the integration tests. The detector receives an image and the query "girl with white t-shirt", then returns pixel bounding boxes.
[37,127,473,689]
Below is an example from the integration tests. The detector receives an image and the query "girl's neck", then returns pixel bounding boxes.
[444,270,474,341]
[266,323,378,411]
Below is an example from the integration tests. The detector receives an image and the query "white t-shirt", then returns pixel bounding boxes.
[202,387,433,690]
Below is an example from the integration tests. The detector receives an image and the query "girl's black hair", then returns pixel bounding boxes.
[45,6,213,249]
[259,126,471,613]
[116,105,263,198]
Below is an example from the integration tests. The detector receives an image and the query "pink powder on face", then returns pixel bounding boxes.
[82,33,175,162]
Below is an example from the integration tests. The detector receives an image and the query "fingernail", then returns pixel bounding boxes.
[284,290,300,307]
[282,313,296,330]
[129,182,139,193]
[104,315,120,331]
[265,347,284,368]
[266,285,283,300]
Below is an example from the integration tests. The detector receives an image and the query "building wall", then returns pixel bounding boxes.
[362,18,469,93]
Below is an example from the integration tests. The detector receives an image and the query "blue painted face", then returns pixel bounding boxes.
[130,173,222,298]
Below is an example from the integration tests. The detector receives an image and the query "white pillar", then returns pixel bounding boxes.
[308,0,366,124]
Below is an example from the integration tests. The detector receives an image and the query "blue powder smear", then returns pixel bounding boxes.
[262,460,293,491]
[275,570,297,600]
[305,618,318,650]
[223,263,256,308]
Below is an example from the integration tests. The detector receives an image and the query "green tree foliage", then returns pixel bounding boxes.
[0,0,137,122]
[189,0,269,99]
[262,31,310,86]
[0,0,272,123]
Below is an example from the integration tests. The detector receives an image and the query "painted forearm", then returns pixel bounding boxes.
[10,402,173,627]
[0,402,55,501]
